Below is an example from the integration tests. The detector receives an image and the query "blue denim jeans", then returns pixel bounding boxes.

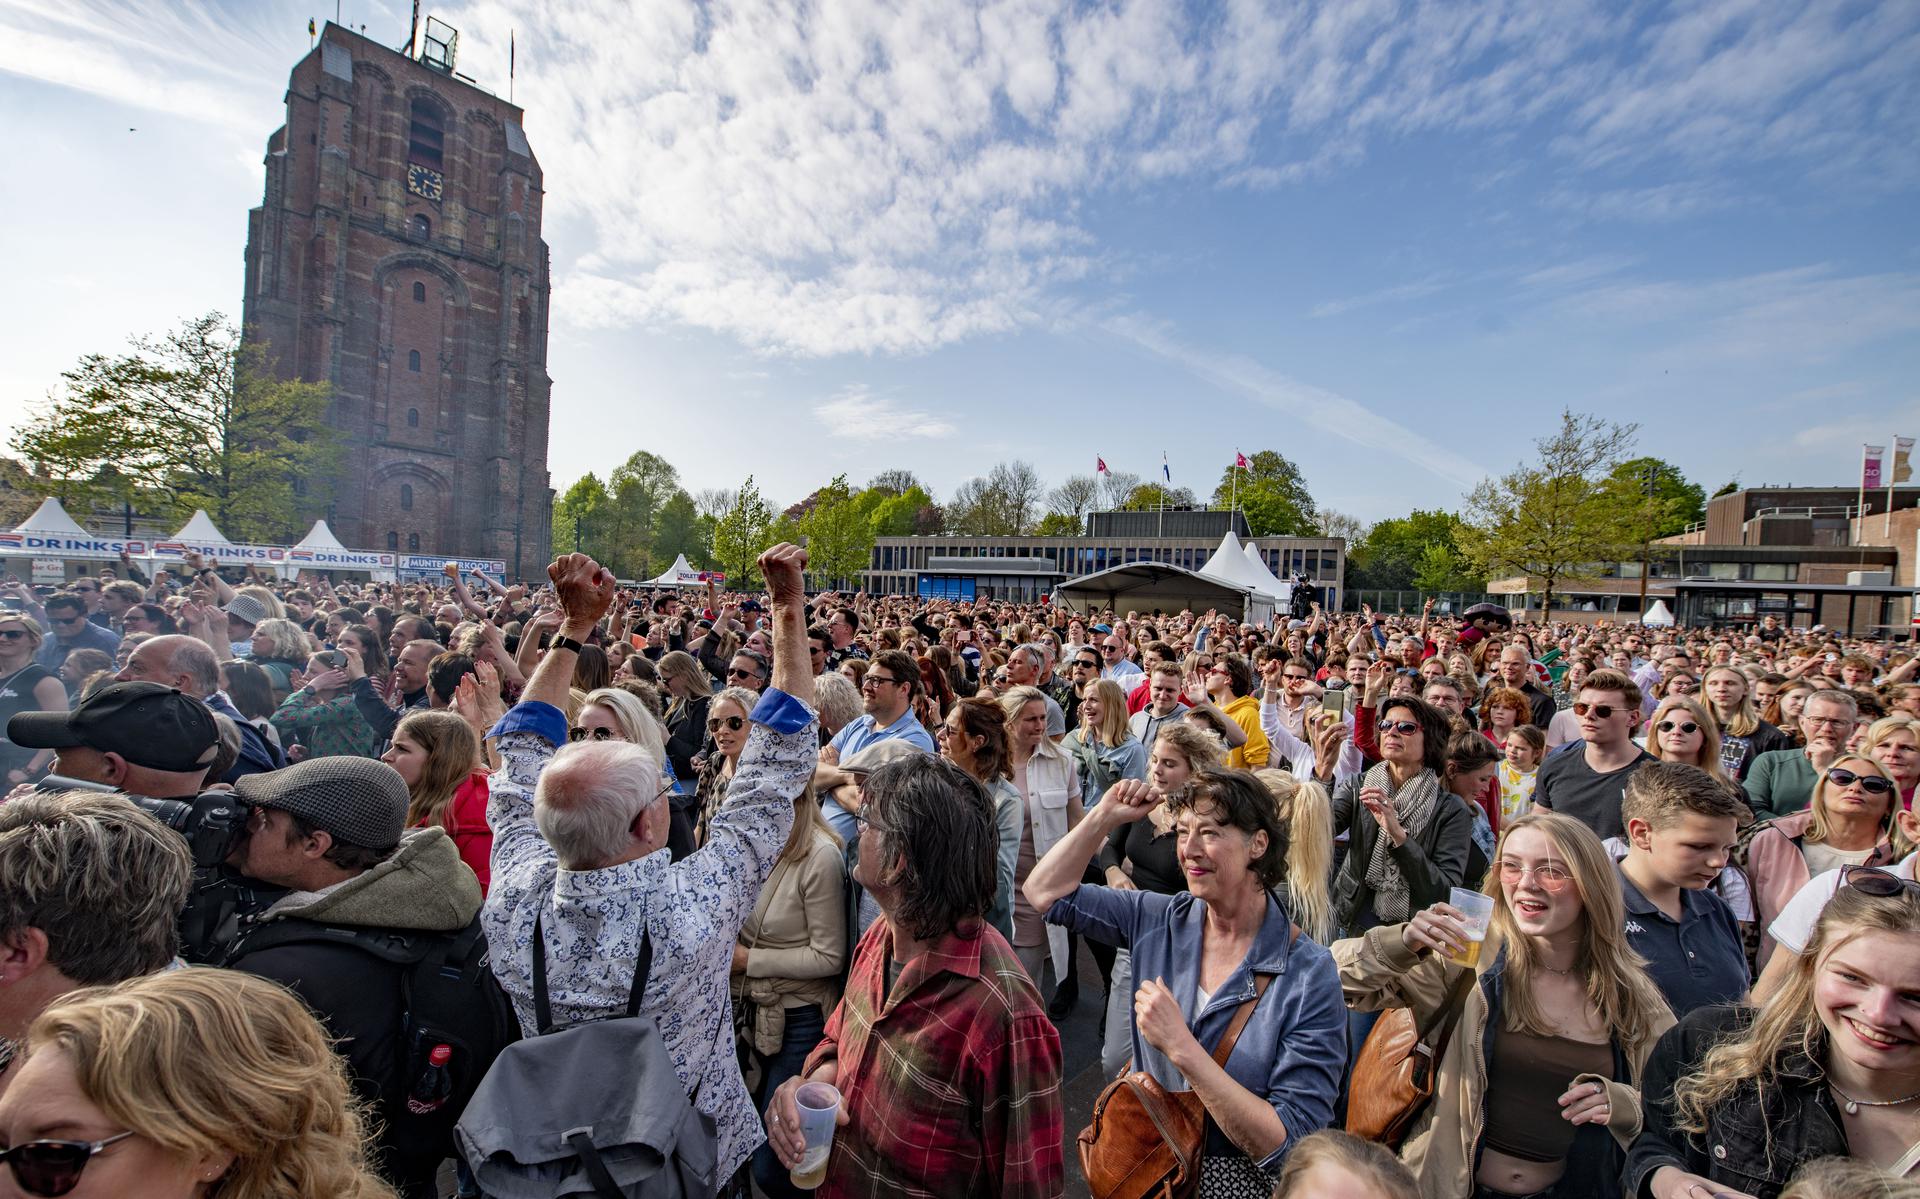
[750,1004,828,1199]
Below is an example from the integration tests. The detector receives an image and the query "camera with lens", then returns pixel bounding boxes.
[39,774,252,868]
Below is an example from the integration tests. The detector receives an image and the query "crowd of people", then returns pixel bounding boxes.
[0,546,1916,1199]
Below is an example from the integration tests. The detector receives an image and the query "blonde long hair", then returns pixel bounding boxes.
[1077,677,1132,749]
[1486,811,1672,1050]
[1703,665,1761,738]
[1673,880,1920,1138]
[25,969,396,1199]
[1804,752,1896,847]
[1252,769,1335,942]
[1647,695,1732,787]
[780,781,843,863]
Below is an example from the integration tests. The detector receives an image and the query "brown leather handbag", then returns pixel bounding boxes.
[1078,971,1276,1199]
[1345,963,1478,1148]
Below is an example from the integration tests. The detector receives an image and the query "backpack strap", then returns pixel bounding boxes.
[227,917,431,966]
[532,908,653,1036]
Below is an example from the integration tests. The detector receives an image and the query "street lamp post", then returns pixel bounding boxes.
[1638,462,1661,621]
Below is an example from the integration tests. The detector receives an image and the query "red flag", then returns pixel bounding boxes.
[1096,456,1109,474]
[1235,451,1248,469]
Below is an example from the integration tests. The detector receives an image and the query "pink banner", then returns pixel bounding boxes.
[1863,444,1884,490]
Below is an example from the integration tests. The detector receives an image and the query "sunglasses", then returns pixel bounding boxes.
[706,715,747,733]
[0,629,27,640]
[1656,720,1700,735]
[726,667,762,680]
[1572,702,1621,719]
[2,1130,134,1197]
[1842,865,1920,899]
[568,726,617,742]
[1827,767,1895,796]
[1380,719,1422,736]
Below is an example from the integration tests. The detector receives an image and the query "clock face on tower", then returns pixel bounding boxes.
[406,164,444,202]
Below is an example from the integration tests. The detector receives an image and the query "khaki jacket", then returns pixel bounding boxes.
[1333,924,1674,1199]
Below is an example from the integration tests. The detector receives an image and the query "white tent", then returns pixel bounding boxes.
[1641,599,1676,628]
[292,519,349,550]
[642,554,707,587]
[1241,542,1294,610]
[168,509,234,545]
[1199,531,1279,600]
[13,498,92,538]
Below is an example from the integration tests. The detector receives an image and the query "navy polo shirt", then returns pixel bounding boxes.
[1615,862,1749,1018]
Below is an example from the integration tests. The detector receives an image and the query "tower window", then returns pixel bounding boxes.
[387,531,399,550]
[408,98,445,170]
[408,350,421,372]
[406,407,420,427]
[408,533,421,551]
[410,214,431,241]
[413,281,426,302]
[401,484,414,511]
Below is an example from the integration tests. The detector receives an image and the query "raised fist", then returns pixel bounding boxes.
[547,554,614,627]
[756,543,809,607]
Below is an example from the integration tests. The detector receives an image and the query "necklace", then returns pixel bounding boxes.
[1829,1081,1920,1116]
[1536,961,1577,977]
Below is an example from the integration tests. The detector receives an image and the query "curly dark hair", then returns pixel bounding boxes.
[1165,766,1290,891]
[863,756,996,941]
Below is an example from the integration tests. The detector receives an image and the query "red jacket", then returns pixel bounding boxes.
[420,770,493,893]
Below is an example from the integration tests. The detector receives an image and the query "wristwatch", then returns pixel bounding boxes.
[550,635,586,655]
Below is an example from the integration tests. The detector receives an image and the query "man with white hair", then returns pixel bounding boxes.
[481,543,816,1187]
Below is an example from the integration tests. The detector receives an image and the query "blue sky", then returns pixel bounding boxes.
[2,0,1916,527]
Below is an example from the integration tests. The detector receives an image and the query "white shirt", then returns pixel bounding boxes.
[1768,853,1919,955]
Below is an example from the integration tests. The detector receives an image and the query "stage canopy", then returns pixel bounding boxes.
[1054,561,1274,624]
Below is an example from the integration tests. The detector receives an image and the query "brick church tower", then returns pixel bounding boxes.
[242,20,551,576]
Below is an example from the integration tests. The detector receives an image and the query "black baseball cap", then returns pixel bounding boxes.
[9,682,220,774]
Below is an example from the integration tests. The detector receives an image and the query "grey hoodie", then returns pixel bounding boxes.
[259,825,481,933]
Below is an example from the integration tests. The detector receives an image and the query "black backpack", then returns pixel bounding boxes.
[230,916,519,1156]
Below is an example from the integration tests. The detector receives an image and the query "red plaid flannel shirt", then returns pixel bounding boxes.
[803,918,1064,1198]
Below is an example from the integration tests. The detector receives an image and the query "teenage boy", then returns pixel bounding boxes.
[1533,668,1653,840]
[1614,761,1750,1017]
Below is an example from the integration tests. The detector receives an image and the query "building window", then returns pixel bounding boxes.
[386,531,399,550]
[292,477,306,497]
[413,281,426,303]
[408,533,421,551]
[408,350,421,372]
[401,484,414,511]
[406,407,419,427]
[410,213,430,241]
[408,98,445,170]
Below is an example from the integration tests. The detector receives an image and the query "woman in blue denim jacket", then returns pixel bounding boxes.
[1025,769,1347,1196]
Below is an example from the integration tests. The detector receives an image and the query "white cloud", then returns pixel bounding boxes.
[1309,276,1452,319]
[12,0,1915,358]
[812,386,955,441]
[1104,315,1487,491]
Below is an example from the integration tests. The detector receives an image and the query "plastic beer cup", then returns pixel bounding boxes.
[789,1082,841,1190]
[1448,887,1495,968]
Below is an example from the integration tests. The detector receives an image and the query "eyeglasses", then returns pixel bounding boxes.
[1283,671,1311,682]
[726,666,762,680]
[1101,644,1122,654]
[1206,665,1227,675]
[1841,865,1920,899]
[1826,767,1895,797]
[1380,719,1422,736]
[2,1130,135,1197]
[1498,860,1574,891]
[706,715,747,733]
[853,809,892,836]
[51,615,86,626]
[1572,702,1621,719]
[569,726,618,742]
[1804,716,1853,730]
[1074,660,1099,671]
[0,629,26,640]
[1656,720,1700,735]
[862,674,899,689]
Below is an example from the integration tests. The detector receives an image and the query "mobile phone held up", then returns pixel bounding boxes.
[1320,689,1347,716]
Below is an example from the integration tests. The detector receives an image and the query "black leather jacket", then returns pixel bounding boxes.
[1626,1004,1851,1199]
[1329,772,1475,935]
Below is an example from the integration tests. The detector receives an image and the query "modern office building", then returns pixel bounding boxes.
[862,509,1346,604]
[1487,484,1915,633]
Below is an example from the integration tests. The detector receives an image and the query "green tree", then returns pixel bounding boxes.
[949,461,1043,535]
[1047,474,1100,523]
[598,450,682,578]
[1349,509,1476,592]
[1212,450,1317,537]
[1119,483,1197,511]
[711,475,776,587]
[866,469,924,496]
[1035,512,1082,536]
[1608,457,1705,538]
[653,490,710,570]
[1712,478,1740,498]
[552,474,611,558]
[797,474,873,588]
[870,485,936,537]
[1457,410,1642,617]
[11,313,337,542]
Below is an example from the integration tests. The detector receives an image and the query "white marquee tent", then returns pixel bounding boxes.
[1241,542,1295,610]
[642,554,708,586]
[1199,531,1279,602]
[12,498,92,539]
